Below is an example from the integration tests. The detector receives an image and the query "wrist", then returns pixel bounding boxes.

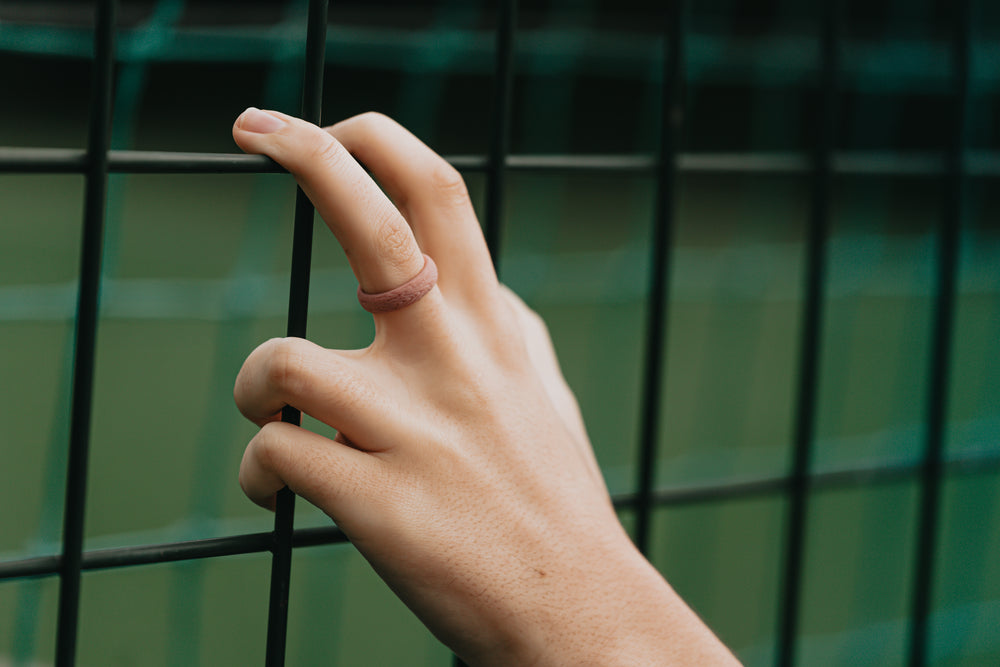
[463,524,738,666]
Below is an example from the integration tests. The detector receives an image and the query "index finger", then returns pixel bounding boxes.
[232,107,423,295]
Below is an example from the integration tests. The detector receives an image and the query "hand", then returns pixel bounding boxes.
[231,109,738,665]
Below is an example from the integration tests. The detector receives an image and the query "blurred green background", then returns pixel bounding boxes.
[1,0,998,665]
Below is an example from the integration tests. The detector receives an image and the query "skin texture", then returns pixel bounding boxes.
[232,108,741,666]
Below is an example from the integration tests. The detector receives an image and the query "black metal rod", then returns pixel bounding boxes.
[3,148,998,177]
[633,0,685,554]
[0,526,349,581]
[907,1,971,664]
[85,532,272,570]
[264,1,328,666]
[4,449,999,583]
[54,2,116,665]
[633,446,1000,508]
[775,2,838,665]
[265,481,296,667]
[1,556,62,581]
[483,0,517,268]
[108,151,283,173]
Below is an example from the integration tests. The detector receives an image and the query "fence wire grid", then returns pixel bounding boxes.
[1,0,999,666]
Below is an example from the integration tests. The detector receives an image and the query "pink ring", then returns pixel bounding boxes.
[357,254,438,313]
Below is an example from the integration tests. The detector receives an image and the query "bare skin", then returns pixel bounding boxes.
[232,108,740,666]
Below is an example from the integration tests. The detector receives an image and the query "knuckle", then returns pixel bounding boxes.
[356,110,392,131]
[521,302,548,336]
[254,421,286,459]
[371,208,416,268]
[237,337,281,394]
[243,423,289,490]
[246,428,274,471]
[336,112,393,151]
[426,162,469,206]
[308,134,350,173]
[263,338,310,396]
[504,286,546,331]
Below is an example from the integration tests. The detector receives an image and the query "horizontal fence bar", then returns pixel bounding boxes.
[0,555,61,580]
[2,148,999,177]
[0,149,282,174]
[617,447,1000,510]
[0,526,348,581]
[3,449,998,582]
[86,532,273,570]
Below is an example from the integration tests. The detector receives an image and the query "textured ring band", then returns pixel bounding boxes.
[357,254,438,313]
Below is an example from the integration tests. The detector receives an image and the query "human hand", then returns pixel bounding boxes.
[232,109,738,665]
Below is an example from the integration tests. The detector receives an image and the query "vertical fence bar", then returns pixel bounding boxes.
[54,2,116,665]
[264,1,328,665]
[775,2,838,665]
[907,1,970,664]
[483,0,517,269]
[56,0,117,667]
[633,0,685,555]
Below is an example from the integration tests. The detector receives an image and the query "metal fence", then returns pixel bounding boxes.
[0,0,997,665]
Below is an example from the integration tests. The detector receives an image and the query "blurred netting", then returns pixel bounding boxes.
[0,1,998,666]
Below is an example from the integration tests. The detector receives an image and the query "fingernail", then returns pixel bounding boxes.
[239,107,285,134]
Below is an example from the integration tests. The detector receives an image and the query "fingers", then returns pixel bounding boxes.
[234,337,389,446]
[232,107,424,296]
[240,420,379,522]
[327,113,496,296]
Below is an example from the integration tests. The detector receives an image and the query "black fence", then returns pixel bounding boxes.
[0,1,997,665]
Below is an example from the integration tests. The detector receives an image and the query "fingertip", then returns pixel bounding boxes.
[233,108,293,156]
[235,107,287,134]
